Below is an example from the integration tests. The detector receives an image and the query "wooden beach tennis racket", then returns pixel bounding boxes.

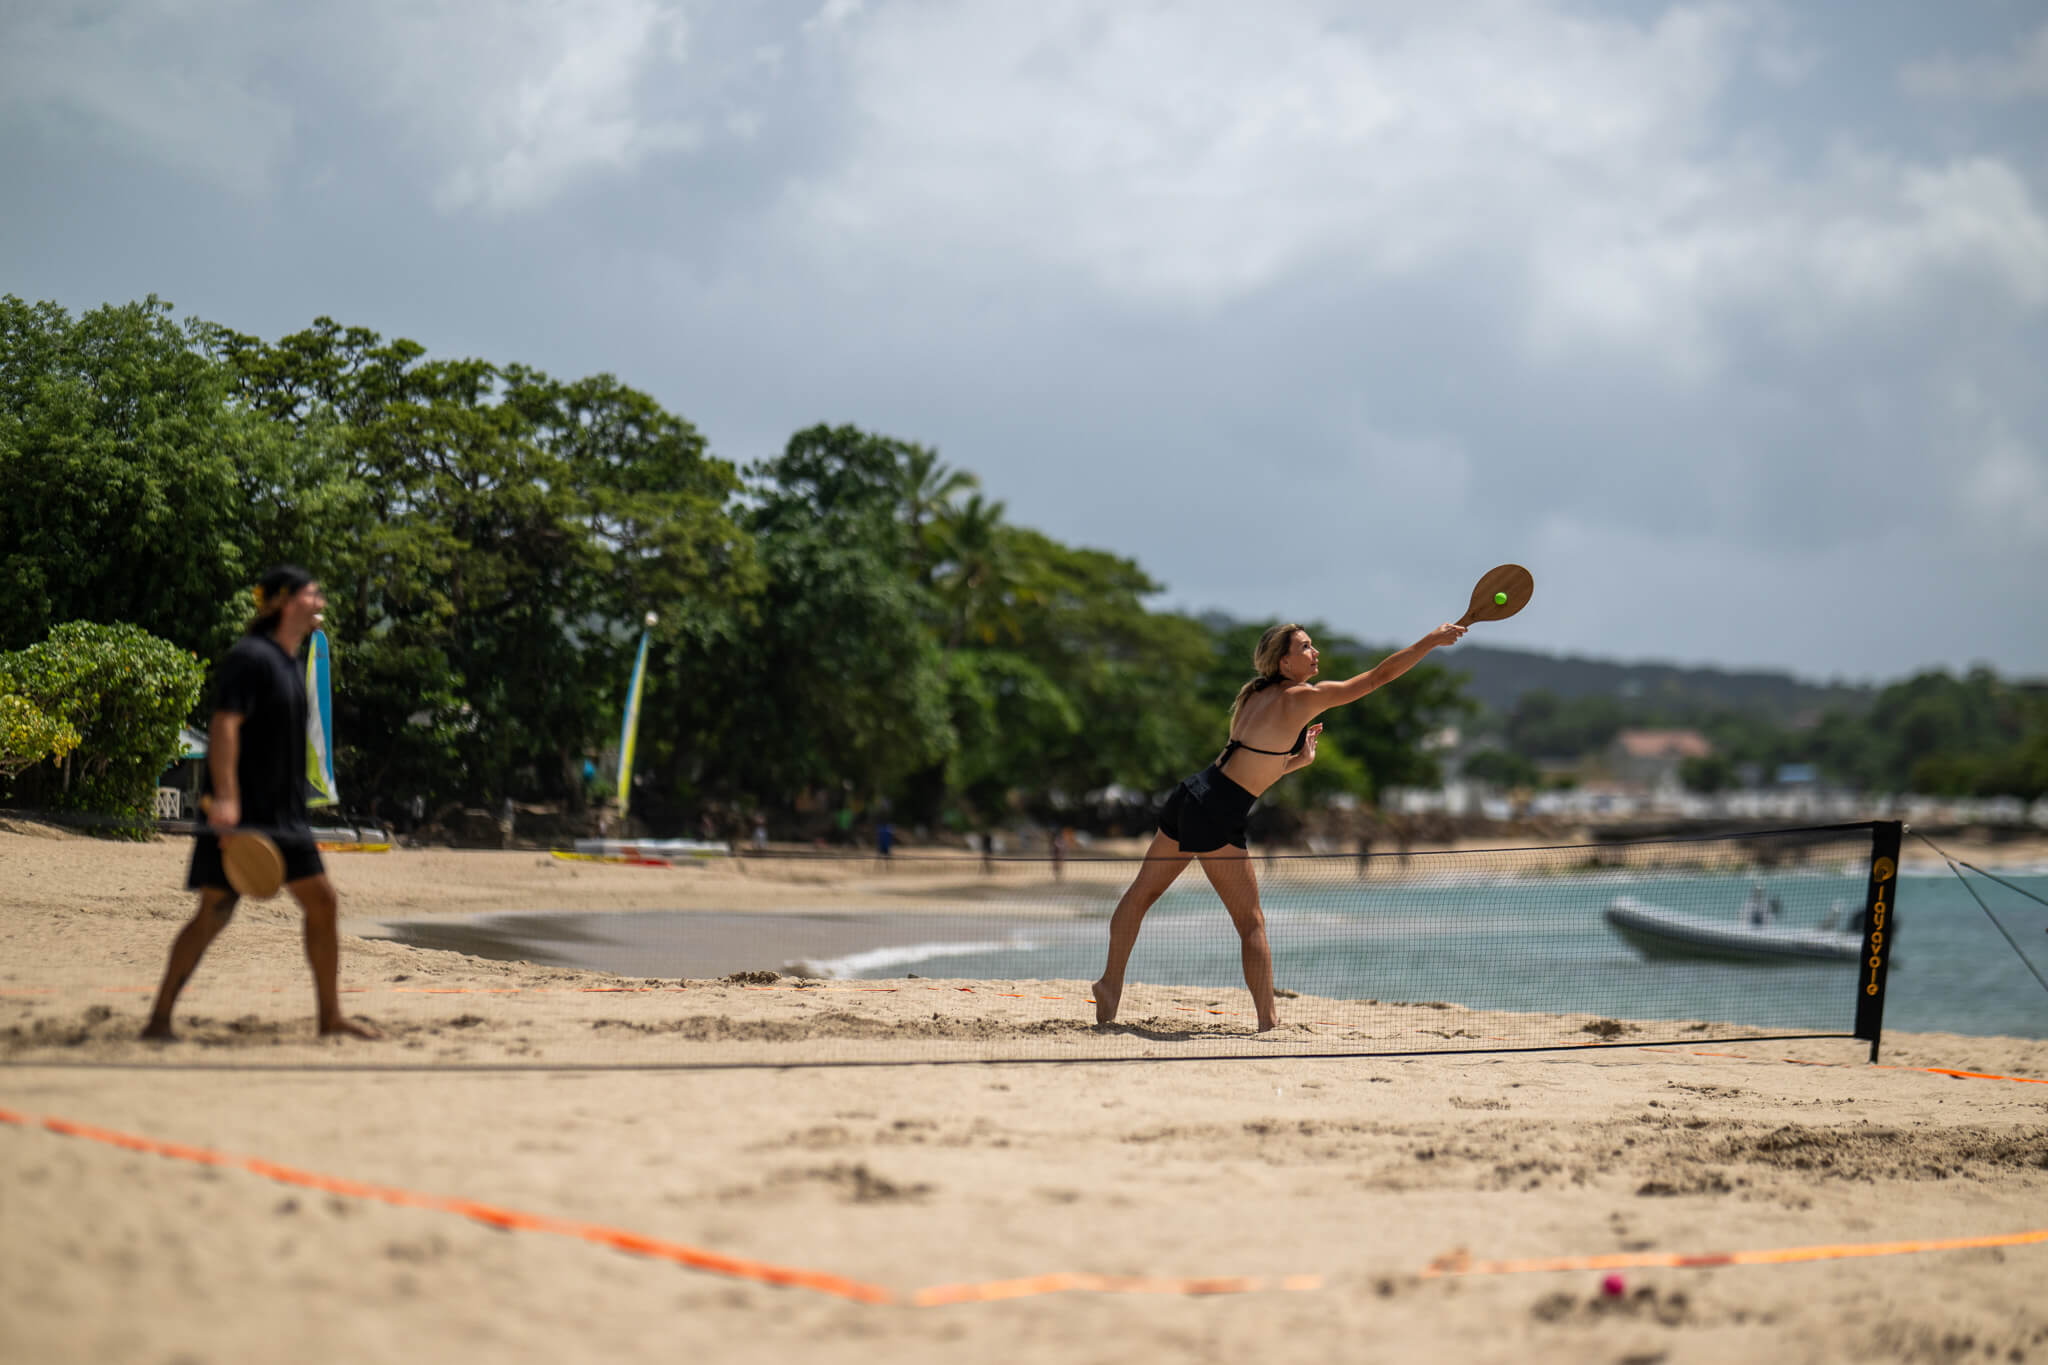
[199,797,286,899]
[1456,564,1535,627]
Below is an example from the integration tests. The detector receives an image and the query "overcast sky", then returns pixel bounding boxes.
[4,0,2045,683]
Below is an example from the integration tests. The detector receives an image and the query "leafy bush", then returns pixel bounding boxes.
[1461,748,1541,791]
[1677,753,1738,794]
[0,620,205,828]
[0,693,81,778]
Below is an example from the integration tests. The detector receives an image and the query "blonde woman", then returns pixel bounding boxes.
[1093,619,1466,1031]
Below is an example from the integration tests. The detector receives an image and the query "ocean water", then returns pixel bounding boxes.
[812,867,2048,1041]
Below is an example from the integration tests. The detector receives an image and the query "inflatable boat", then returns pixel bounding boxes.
[1603,895,1868,964]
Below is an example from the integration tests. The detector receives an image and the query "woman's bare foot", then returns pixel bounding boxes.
[1091,978,1121,1026]
[139,1018,175,1041]
[319,1017,383,1040]
[1256,1013,1279,1033]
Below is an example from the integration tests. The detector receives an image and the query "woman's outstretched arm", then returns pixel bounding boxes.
[1307,623,1466,711]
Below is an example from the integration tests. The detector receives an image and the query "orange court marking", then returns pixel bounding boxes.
[5,1104,2043,1305]
[0,1104,892,1304]
[914,1272,1324,1306]
[1423,1226,2048,1278]
[1921,1067,2048,1085]
[0,1104,1325,1306]
[1643,1047,2046,1087]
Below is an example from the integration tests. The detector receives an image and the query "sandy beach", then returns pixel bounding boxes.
[3,818,2045,1363]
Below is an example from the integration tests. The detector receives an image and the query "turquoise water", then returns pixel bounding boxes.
[833,868,2048,1040]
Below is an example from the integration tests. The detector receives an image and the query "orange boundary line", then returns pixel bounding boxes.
[0,1105,1320,1305]
[1422,1226,2048,1278]
[914,1272,1324,1306]
[7,1100,2041,1300]
[1642,1047,2047,1087]
[0,1104,891,1305]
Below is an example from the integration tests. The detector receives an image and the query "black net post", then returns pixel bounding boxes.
[1853,820,1903,1063]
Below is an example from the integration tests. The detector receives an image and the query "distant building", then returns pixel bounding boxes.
[1609,729,1712,791]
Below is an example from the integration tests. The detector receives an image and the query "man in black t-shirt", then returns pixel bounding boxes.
[142,566,380,1041]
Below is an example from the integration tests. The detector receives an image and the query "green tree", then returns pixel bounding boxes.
[1504,689,1626,760]
[0,296,266,657]
[999,530,1213,799]
[1802,666,2044,797]
[749,423,918,549]
[930,494,1018,647]
[1677,753,1738,794]
[1462,748,1541,790]
[658,525,951,817]
[0,694,80,779]
[942,650,1081,819]
[0,621,206,825]
[897,444,978,585]
[207,322,757,810]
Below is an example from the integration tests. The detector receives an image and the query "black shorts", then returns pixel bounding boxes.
[186,832,326,892]
[1156,764,1256,853]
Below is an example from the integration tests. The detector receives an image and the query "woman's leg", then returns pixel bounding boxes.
[1094,832,1193,1024]
[1196,846,1278,1031]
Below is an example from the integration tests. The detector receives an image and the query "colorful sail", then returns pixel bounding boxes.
[305,628,340,807]
[616,627,652,817]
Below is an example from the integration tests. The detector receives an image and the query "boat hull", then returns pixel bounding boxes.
[1603,896,1867,964]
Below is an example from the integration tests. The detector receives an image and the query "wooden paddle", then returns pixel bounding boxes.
[199,797,286,899]
[1456,564,1535,627]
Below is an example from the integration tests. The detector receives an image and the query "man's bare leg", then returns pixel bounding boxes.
[1198,848,1279,1031]
[1093,833,1192,1024]
[291,874,381,1040]
[141,888,239,1039]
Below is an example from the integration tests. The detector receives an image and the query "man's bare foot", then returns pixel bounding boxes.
[1091,978,1120,1026]
[318,1017,383,1040]
[139,1019,176,1041]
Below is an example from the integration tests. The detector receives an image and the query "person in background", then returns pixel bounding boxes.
[142,567,380,1043]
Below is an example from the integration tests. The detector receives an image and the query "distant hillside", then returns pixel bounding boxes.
[1195,613,1876,722]
[1407,644,1872,721]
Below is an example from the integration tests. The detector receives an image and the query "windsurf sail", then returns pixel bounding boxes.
[616,627,652,818]
[306,628,339,807]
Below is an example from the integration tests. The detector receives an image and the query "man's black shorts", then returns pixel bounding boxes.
[186,833,325,891]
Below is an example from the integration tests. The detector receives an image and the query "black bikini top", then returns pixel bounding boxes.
[1218,726,1310,766]
[1219,675,1310,766]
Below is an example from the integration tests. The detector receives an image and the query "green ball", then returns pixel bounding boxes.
[1493,591,1507,605]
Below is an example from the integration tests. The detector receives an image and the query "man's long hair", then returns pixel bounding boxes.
[245,565,316,636]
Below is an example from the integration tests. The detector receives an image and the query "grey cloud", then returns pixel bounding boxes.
[1903,19,2048,101]
[0,0,2042,681]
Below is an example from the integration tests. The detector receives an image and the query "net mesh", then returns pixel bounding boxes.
[4,824,1891,1068]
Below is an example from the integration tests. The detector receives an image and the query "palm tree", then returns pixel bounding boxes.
[929,494,1020,647]
[897,444,978,585]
